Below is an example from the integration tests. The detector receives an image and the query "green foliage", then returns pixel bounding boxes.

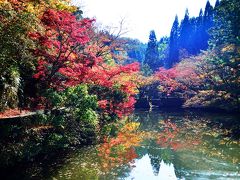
[125,38,147,64]
[0,5,38,110]
[101,123,119,137]
[47,85,98,115]
[0,68,20,111]
[190,0,240,111]
[209,0,240,48]
[0,6,36,74]
[141,64,153,77]
[44,84,99,146]
[158,36,169,68]
[144,30,161,71]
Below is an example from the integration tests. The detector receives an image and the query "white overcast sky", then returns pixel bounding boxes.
[72,0,216,43]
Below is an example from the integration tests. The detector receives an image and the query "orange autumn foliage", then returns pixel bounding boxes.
[97,122,142,171]
[156,119,201,151]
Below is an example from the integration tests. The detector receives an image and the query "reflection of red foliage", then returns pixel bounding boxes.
[156,120,201,151]
[98,124,140,171]
[125,147,138,163]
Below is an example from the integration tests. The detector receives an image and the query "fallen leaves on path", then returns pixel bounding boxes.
[0,109,32,119]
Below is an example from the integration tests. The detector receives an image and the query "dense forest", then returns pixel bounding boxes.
[0,0,239,172]
[136,0,240,112]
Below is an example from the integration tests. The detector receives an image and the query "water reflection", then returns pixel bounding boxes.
[1,110,240,179]
[127,155,177,180]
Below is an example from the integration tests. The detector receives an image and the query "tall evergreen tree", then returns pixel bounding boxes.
[167,15,179,68]
[179,9,190,50]
[188,17,198,54]
[144,30,160,71]
[195,9,205,53]
[202,0,214,49]
[214,0,220,9]
[158,36,169,68]
[161,0,223,67]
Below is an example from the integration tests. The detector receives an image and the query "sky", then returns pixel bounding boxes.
[72,0,216,43]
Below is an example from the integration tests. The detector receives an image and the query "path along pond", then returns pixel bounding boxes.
[2,109,240,179]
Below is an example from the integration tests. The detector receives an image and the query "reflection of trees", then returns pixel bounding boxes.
[133,111,162,131]
[134,110,240,178]
[206,115,240,140]
[2,110,239,179]
[135,139,175,176]
[154,115,240,178]
[148,139,162,176]
[97,122,142,172]
[150,155,161,176]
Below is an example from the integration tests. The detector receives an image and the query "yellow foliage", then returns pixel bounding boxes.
[221,44,235,53]
[97,122,144,171]
[1,0,77,16]
[121,122,140,133]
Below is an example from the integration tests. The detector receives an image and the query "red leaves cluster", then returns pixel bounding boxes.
[41,9,92,45]
[112,96,136,118]
[87,62,139,89]
[90,62,139,117]
[154,67,187,95]
[31,9,139,117]
[154,59,201,96]
[98,100,108,109]
[30,9,97,88]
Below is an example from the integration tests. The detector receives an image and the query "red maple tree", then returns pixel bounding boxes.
[31,9,140,117]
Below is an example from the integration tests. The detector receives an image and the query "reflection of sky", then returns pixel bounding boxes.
[127,154,177,180]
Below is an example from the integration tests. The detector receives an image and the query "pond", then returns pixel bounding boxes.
[1,109,240,179]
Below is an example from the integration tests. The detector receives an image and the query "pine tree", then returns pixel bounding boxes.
[179,9,190,50]
[195,9,204,53]
[214,0,220,9]
[144,30,160,71]
[167,15,179,68]
[188,17,198,54]
[158,36,169,68]
[202,0,214,49]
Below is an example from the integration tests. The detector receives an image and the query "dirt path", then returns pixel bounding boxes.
[0,109,41,119]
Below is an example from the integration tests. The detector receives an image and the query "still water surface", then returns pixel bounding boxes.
[4,110,240,179]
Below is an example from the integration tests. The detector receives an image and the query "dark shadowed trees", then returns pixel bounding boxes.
[167,15,179,68]
[144,30,160,71]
